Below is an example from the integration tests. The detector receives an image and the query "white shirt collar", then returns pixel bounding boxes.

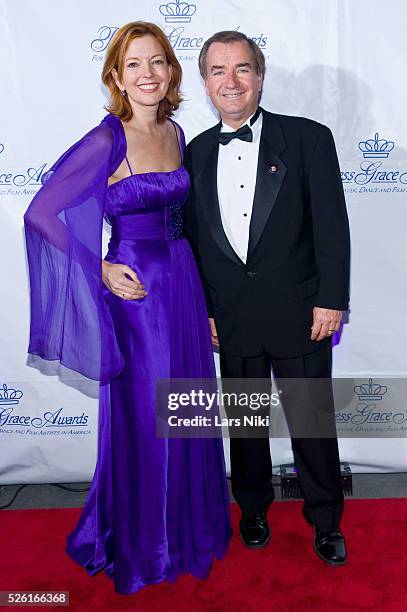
[221,108,263,142]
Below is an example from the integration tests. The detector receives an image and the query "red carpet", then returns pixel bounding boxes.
[1,499,407,611]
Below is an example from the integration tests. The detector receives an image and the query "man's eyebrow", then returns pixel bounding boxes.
[210,62,252,71]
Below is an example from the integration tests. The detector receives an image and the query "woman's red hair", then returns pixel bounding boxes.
[102,21,182,123]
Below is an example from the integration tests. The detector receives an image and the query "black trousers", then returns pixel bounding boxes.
[219,343,344,531]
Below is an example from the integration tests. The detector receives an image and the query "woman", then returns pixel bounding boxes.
[24,21,232,595]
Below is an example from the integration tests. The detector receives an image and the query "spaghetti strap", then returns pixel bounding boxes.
[170,119,183,162]
[125,155,133,176]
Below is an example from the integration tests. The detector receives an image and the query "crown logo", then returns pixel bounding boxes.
[354,378,387,401]
[358,133,394,158]
[0,383,23,405]
[159,0,197,22]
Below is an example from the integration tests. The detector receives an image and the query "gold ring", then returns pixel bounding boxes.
[328,329,335,332]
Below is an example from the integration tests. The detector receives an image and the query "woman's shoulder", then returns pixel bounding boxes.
[65,117,116,157]
[100,112,121,131]
[168,117,185,147]
[168,117,184,133]
[43,115,123,182]
[79,114,125,166]
[85,120,115,151]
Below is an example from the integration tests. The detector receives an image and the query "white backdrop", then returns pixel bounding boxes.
[1,0,407,484]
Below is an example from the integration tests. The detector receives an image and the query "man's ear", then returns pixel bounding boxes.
[204,79,210,97]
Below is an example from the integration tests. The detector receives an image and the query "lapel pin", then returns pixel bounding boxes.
[269,164,278,174]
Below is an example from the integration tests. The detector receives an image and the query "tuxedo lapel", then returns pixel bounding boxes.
[247,111,287,261]
[195,124,244,267]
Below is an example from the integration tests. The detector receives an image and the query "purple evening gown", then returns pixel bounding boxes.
[64,123,232,594]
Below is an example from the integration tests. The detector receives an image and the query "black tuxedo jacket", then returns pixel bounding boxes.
[184,108,350,358]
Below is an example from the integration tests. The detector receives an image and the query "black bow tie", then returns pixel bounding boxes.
[218,124,253,145]
[218,107,262,146]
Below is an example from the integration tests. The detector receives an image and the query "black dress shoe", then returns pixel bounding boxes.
[313,526,347,565]
[240,512,270,548]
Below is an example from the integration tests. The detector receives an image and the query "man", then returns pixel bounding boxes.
[184,31,350,565]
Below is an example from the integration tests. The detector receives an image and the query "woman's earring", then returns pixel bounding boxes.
[121,90,127,97]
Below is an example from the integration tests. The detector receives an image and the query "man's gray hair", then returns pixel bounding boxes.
[198,31,266,80]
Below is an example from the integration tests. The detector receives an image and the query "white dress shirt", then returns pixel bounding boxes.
[217,110,263,264]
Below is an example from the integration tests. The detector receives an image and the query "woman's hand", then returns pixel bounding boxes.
[102,260,147,300]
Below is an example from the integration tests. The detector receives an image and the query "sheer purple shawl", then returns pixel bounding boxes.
[24,114,126,384]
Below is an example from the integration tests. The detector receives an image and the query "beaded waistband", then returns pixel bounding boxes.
[110,204,184,241]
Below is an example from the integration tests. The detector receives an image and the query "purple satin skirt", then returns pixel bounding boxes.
[65,210,232,594]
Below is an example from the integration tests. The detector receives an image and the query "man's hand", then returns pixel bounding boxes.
[209,318,219,348]
[311,307,343,341]
[102,260,147,300]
